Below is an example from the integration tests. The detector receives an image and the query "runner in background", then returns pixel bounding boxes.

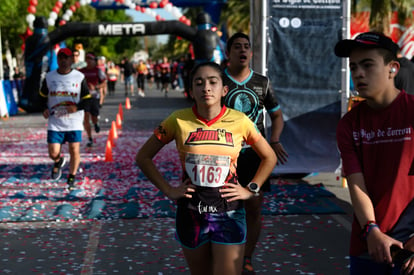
[39,48,91,190]
[121,56,136,97]
[223,32,288,275]
[97,56,108,102]
[72,49,86,70]
[136,59,148,97]
[79,53,107,147]
[160,56,171,96]
[154,59,162,90]
[106,61,119,96]
[146,58,155,89]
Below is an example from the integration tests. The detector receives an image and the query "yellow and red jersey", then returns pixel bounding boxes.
[154,105,262,213]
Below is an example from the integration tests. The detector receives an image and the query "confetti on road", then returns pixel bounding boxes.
[0,128,343,222]
[0,124,350,274]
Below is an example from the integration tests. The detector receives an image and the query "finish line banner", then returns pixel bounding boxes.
[267,0,343,174]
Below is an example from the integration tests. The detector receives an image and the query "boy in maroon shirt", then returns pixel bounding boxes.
[335,32,414,274]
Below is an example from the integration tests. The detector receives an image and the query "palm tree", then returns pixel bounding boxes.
[392,0,413,26]
[219,0,250,36]
[355,0,413,35]
[370,0,392,34]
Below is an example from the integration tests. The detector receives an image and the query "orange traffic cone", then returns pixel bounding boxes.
[118,103,123,121]
[125,97,131,110]
[116,113,122,129]
[105,140,113,162]
[108,122,117,147]
[111,121,118,139]
[108,132,115,148]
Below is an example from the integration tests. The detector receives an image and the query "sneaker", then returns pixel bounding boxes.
[242,257,256,275]
[67,175,76,191]
[86,138,93,147]
[51,157,66,180]
[94,123,100,133]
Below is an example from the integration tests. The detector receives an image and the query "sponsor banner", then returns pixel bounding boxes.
[267,0,343,174]
[97,24,146,36]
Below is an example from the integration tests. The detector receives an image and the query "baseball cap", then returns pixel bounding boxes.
[57,48,73,57]
[334,32,399,57]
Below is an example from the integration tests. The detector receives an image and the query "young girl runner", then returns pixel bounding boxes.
[136,62,276,274]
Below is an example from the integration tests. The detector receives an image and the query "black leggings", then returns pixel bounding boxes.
[137,74,145,91]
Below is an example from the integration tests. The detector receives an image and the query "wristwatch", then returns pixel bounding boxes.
[247,182,260,196]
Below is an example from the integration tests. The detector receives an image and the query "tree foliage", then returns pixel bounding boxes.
[156,1,251,62]
[150,6,198,62]
[352,0,413,35]
[1,0,412,66]
[0,0,145,64]
[219,0,250,36]
[370,0,392,34]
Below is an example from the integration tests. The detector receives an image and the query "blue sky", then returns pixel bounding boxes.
[125,8,181,43]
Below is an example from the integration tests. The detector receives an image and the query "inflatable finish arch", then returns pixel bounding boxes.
[21,13,220,112]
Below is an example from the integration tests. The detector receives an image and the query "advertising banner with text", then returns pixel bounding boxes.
[267,0,343,174]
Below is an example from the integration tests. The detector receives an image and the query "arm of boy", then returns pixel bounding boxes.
[268,109,288,164]
[347,173,403,264]
[400,242,414,275]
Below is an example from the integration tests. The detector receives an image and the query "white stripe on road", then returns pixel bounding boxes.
[81,220,103,275]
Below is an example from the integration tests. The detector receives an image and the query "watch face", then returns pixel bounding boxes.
[249,182,258,191]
